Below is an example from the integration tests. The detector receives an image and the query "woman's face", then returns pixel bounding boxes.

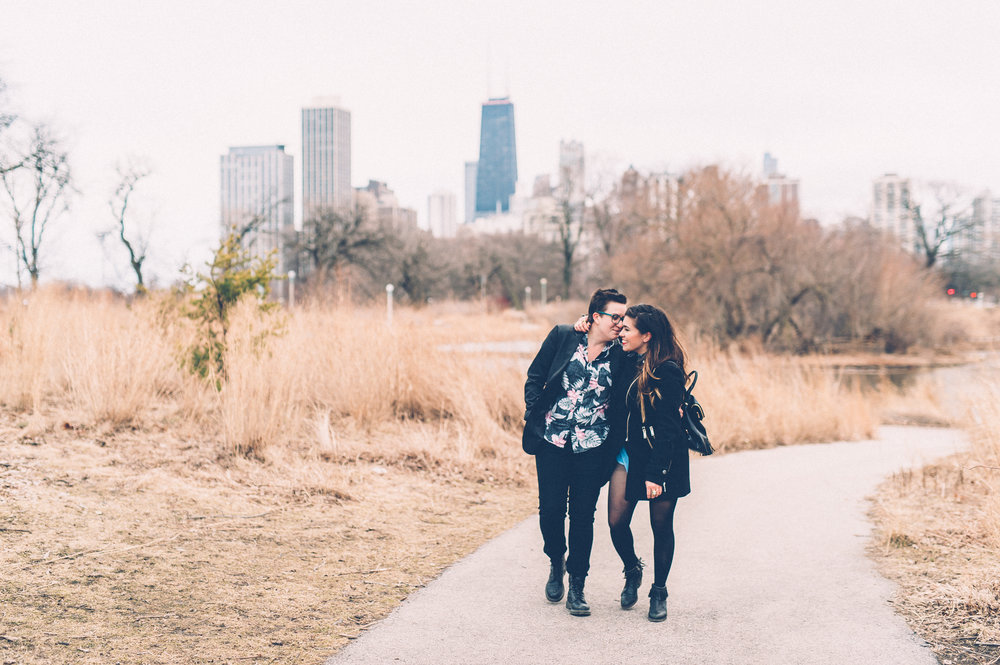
[619,316,651,355]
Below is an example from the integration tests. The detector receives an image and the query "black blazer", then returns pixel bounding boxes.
[622,360,691,501]
[522,325,633,472]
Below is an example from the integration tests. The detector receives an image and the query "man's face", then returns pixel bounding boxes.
[591,301,626,343]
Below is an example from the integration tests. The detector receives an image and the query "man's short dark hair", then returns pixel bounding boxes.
[587,288,627,323]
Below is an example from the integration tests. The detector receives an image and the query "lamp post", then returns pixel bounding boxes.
[385,283,394,326]
[287,270,296,309]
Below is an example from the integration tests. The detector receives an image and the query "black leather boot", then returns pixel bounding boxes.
[648,584,668,622]
[545,558,565,602]
[566,575,591,616]
[620,558,644,609]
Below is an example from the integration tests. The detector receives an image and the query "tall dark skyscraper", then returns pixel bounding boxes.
[475,97,517,215]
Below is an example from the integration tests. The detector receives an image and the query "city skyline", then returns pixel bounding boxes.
[2,1,999,288]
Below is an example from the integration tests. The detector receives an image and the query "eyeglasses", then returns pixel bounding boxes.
[596,311,624,324]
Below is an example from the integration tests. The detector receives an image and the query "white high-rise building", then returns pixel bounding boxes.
[871,174,915,251]
[558,139,585,205]
[219,145,294,272]
[302,103,351,218]
[464,160,478,223]
[969,192,1000,260]
[428,190,457,238]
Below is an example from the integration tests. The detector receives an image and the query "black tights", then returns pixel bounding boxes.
[607,464,678,587]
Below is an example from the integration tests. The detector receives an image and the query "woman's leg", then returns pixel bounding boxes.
[648,497,678,586]
[607,464,639,568]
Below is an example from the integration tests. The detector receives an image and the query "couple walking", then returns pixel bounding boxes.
[522,288,690,622]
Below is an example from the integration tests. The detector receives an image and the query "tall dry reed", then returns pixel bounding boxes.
[0,290,890,472]
[691,342,878,452]
[965,378,1000,548]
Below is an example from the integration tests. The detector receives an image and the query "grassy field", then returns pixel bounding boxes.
[0,288,995,664]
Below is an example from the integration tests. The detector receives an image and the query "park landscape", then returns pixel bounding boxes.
[1,22,999,660]
[0,280,997,664]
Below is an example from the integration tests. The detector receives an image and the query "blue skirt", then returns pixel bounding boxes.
[616,447,629,471]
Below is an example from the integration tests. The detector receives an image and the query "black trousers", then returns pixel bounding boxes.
[535,443,606,578]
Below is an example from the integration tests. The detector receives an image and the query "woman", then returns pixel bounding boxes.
[610,303,690,622]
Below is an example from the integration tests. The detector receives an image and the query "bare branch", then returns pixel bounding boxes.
[0,123,72,286]
[109,162,152,293]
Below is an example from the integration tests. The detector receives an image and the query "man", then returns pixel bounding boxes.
[522,288,631,616]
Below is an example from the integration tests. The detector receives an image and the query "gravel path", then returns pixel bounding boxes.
[327,426,965,665]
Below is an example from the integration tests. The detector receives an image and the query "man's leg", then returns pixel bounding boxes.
[563,449,604,616]
[535,444,570,601]
[564,449,604,577]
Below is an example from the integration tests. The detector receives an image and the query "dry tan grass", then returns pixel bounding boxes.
[870,374,1000,665]
[0,288,970,664]
[694,343,878,451]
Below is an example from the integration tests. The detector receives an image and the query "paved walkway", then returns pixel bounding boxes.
[327,426,965,665]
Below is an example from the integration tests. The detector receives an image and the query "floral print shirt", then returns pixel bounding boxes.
[542,337,615,453]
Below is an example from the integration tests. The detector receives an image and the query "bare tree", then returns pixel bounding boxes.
[109,163,151,294]
[905,181,976,268]
[295,204,389,296]
[0,124,72,287]
[548,164,588,299]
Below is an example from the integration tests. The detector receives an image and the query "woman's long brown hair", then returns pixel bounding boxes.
[626,304,687,406]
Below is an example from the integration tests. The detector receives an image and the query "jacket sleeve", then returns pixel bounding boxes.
[645,363,686,484]
[524,326,562,419]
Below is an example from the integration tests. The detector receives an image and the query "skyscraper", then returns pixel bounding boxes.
[757,153,800,219]
[464,160,478,223]
[871,174,915,252]
[219,145,294,272]
[428,190,457,238]
[475,97,517,215]
[301,103,351,218]
[558,139,585,205]
[763,152,778,177]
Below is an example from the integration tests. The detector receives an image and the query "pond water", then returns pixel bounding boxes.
[836,351,1000,392]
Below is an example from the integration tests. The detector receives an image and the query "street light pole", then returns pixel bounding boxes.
[385,283,394,326]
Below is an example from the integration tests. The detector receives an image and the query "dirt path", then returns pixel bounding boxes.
[326,426,965,665]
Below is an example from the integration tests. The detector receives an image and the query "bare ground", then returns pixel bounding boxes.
[0,411,535,665]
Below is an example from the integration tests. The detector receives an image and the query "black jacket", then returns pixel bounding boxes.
[522,325,632,472]
[623,360,691,501]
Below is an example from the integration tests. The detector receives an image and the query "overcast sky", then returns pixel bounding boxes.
[2,0,999,288]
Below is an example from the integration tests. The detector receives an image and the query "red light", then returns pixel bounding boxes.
[970,292,978,299]
[947,288,955,295]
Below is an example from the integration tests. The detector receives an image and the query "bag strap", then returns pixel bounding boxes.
[685,370,698,395]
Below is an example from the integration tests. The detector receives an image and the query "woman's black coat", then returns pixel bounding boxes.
[622,360,691,502]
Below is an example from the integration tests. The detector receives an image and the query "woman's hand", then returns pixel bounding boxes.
[573,315,590,333]
[645,481,663,500]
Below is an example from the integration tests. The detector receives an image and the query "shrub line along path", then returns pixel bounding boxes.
[326,426,965,665]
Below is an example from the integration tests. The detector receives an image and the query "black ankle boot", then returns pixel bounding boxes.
[648,584,668,622]
[620,558,644,609]
[565,575,591,616]
[545,558,565,602]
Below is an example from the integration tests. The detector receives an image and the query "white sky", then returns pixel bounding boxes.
[2,0,999,288]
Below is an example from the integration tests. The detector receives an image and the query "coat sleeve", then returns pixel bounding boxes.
[645,363,686,484]
[524,326,562,419]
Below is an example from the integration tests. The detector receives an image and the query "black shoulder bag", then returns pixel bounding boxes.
[681,370,714,456]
